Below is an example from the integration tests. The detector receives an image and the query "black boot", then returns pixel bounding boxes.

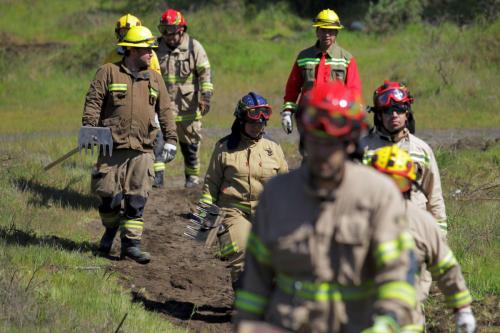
[98,226,118,255]
[152,170,164,188]
[120,239,151,264]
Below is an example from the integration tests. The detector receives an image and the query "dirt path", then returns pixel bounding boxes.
[103,188,234,333]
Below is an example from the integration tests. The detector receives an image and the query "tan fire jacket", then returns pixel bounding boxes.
[156,33,213,122]
[403,201,472,332]
[82,61,177,152]
[235,163,417,332]
[359,128,447,233]
[200,134,288,217]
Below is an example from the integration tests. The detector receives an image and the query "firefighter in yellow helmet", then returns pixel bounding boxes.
[200,92,288,289]
[235,81,416,333]
[370,146,476,333]
[84,25,177,264]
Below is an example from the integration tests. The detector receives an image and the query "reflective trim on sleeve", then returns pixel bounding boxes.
[436,220,448,234]
[378,281,416,309]
[201,82,214,92]
[231,202,251,215]
[445,290,472,309]
[153,162,165,172]
[196,61,211,72]
[282,101,298,112]
[401,324,425,333]
[247,232,271,266]
[109,83,128,92]
[200,193,213,204]
[235,290,269,316]
[409,152,430,167]
[175,111,202,122]
[374,232,415,267]
[219,241,239,258]
[149,87,159,98]
[429,251,458,277]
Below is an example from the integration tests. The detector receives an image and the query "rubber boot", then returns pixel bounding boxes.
[185,175,200,188]
[153,170,164,188]
[120,239,151,264]
[98,226,118,255]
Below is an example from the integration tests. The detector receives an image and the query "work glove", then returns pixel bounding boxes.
[455,307,476,333]
[281,110,293,134]
[161,143,177,163]
[361,315,398,333]
[199,92,212,116]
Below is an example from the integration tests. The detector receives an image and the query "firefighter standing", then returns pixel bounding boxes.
[156,9,214,188]
[281,9,362,155]
[235,82,416,332]
[359,81,447,233]
[83,26,177,264]
[369,146,476,333]
[200,92,288,288]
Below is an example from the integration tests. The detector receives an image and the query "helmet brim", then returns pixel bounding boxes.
[312,23,344,29]
[117,41,158,48]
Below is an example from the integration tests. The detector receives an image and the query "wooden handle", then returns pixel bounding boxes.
[43,147,80,171]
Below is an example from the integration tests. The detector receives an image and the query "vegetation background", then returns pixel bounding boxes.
[0,0,498,331]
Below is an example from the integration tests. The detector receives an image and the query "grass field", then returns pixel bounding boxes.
[0,0,499,331]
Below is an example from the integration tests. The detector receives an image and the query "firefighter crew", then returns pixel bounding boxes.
[369,146,476,333]
[200,92,288,288]
[235,82,417,333]
[359,81,447,233]
[83,26,178,264]
[156,9,214,188]
[281,9,362,156]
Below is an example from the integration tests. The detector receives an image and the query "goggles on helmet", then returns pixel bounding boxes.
[303,107,354,138]
[245,106,272,121]
[375,88,411,109]
[158,24,183,35]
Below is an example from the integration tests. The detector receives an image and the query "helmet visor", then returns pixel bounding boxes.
[303,107,352,137]
[375,88,410,108]
[246,106,272,121]
[158,24,182,35]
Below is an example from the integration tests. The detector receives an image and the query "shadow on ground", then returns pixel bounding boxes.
[13,177,98,210]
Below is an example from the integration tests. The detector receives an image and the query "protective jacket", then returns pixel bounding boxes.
[156,33,213,122]
[359,128,447,233]
[201,134,288,216]
[403,201,472,333]
[235,163,417,332]
[282,42,362,113]
[82,61,177,152]
[103,47,161,74]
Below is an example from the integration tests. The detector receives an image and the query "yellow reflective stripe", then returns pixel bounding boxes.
[362,150,376,165]
[409,152,430,166]
[185,165,200,176]
[437,220,448,234]
[247,232,271,265]
[235,290,268,315]
[445,290,472,308]
[153,162,165,172]
[164,74,193,84]
[375,232,414,267]
[109,83,127,92]
[378,281,416,308]
[401,324,424,333]
[219,242,239,257]
[282,101,298,111]
[201,82,214,92]
[121,219,144,230]
[196,61,211,73]
[200,193,213,204]
[149,87,158,98]
[276,274,376,302]
[100,211,121,227]
[429,251,458,277]
[175,111,202,122]
[232,202,251,215]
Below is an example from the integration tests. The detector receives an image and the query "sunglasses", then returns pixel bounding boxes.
[158,25,182,35]
[381,105,408,115]
[245,106,272,121]
[375,88,410,108]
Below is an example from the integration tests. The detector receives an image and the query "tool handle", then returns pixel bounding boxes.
[43,147,80,171]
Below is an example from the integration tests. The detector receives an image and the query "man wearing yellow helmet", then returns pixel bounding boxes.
[83,26,178,264]
[369,146,476,333]
[281,9,362,155]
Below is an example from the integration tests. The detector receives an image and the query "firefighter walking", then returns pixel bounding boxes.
[200,92,288,289]
[369,146,476,333]
[83,26,177,264]
[235,82,416,332]
[156,9,214,188]
[281,9,362,156]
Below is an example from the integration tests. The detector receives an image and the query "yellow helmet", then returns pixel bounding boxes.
[312,9,343,30]
[115,14,142,40]
[370,145,417,192]
[117,26,157,48]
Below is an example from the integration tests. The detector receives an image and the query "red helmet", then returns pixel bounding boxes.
[160,9,187,27]
[373,81,414,110]
[302,81,367,140]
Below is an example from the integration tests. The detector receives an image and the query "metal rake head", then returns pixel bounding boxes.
[78,126,113,156]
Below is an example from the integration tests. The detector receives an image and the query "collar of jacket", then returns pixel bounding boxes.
[300,164,340,201]
[239,132,260,147]
[374,127,409,143]
[313,40,339,59]
[119,61,150,80]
